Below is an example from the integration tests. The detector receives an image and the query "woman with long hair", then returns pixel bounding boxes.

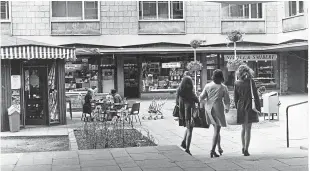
[199,69,230,158]
[234,65,261,156]
[176,76,199,155]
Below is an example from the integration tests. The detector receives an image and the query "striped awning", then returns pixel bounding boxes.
[0,45,75,60]
[0,35,76,60]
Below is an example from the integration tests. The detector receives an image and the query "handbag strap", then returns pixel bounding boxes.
[250,79,254,99]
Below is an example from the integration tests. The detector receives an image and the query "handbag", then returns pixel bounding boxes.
[173,105,179,117]
[250,79,260,113]
[191,104,210,128]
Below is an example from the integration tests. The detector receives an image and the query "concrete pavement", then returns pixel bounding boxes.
[1,94,308,171]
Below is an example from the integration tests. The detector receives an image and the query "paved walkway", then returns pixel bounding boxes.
[1,94,308,171]
[1,145,308,171]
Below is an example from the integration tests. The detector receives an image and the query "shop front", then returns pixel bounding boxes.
[222,53,280,91]
[64,55,117,111]
[133,53,202,99]
[1,37,76,132]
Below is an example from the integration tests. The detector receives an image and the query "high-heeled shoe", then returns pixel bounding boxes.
[218,148,223,155]
[210,150,220,158]
[185,149,192,156]
[242,148,245,154]
[181,141,186,150]
[244,150,250,156]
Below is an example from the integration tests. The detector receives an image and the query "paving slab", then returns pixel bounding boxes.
[52,165,81,171]
[1,165,15,171]
[13,164,52,171]
[277,157,308,166]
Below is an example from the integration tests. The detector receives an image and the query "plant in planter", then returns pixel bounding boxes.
[190,39,205,93]
[226,30,245,78]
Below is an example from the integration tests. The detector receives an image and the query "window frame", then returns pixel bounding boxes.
[138,1,185,21]
[50,1,100,22]
[220,3,265,21]
[285,1,304,18]
[0,1,11,22]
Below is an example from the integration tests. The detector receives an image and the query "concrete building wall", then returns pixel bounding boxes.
[185,1,221,34]
[11,1,50,36]
[100,1,138,35]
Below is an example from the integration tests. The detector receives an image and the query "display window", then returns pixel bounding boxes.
[223,54,278,89]
[248,60,277,89]
[100,57,116,93]
[141,56,201,92]
[65,58,99,92]
[206,54,221,83]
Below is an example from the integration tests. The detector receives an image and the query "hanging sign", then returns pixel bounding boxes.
[11,75,21,89]
[162,62,181,68]
[224,54,277,61]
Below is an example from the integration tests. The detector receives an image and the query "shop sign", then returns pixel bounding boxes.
[65,64,82,71]
[224,54,277,61]
[162,62,181,68]
[11,75,21,89]
[206,59,216,64]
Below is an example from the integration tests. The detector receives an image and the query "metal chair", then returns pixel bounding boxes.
[128,102,141,125]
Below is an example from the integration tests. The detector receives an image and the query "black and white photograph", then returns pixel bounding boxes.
[0,0,309,171]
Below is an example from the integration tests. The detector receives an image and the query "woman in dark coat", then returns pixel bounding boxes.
[176,76,199,155]
[234,65,261,156]
[83,89,93,118]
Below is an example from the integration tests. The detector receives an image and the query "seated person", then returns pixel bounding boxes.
[111,89,123,104]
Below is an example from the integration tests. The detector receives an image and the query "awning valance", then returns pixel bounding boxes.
[0,35,76,60]
[0,45,75,60]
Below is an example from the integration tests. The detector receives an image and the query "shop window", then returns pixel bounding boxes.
[141,56,201,93]
[206,54,220,83]
[51,1,99,21]
[0,1,9,21]
[65,58,99,92]
[139,1,184,20]
[221,3,263,19]
[250,61,277,89]
[286,1,304,17]
[100,57,116,93]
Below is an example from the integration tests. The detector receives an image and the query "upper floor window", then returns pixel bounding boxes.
[51,1,99,21]
[139,1,184,20]
[221,3,263,19]
[286,1,304,17]
[1,1,9,21]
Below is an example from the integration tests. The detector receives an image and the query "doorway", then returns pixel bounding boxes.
[23,66,48,125]
[124,57,140,98]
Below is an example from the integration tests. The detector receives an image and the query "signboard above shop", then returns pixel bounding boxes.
[162,62,181,68]
[224,54,277,61]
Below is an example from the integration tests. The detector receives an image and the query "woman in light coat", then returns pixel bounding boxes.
[199,69,230,158]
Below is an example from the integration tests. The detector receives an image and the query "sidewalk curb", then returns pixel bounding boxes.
[68,128,79,151]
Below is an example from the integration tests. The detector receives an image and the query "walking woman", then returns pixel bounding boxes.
[176,76,199,155]
[199,69,230,158]
[234,65,261,156]
[82,88,94,120]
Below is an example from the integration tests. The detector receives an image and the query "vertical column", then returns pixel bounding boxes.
[201,53,207,88]
[280,53,288,94]
[1,60,11,131]
[56,59,66,124]
[98,57,102,93]
[116,55,124,97]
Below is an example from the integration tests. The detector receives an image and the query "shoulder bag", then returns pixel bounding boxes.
[250,79,260,113]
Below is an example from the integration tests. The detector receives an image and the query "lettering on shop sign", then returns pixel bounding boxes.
[162,62,181,68]
[224,54,277,61]
[206,60,216,64]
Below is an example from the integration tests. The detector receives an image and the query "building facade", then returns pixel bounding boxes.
[1,1,308,104]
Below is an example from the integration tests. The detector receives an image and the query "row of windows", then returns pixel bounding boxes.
[0,1,305,21]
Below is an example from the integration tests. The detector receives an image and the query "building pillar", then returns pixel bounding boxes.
[56,59,66,124]
[116,55,124,97]
[280,53,288,94]
[1,60,11,132]
[201,53,208,88]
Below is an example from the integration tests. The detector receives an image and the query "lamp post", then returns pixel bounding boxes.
[190,39,204,94]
